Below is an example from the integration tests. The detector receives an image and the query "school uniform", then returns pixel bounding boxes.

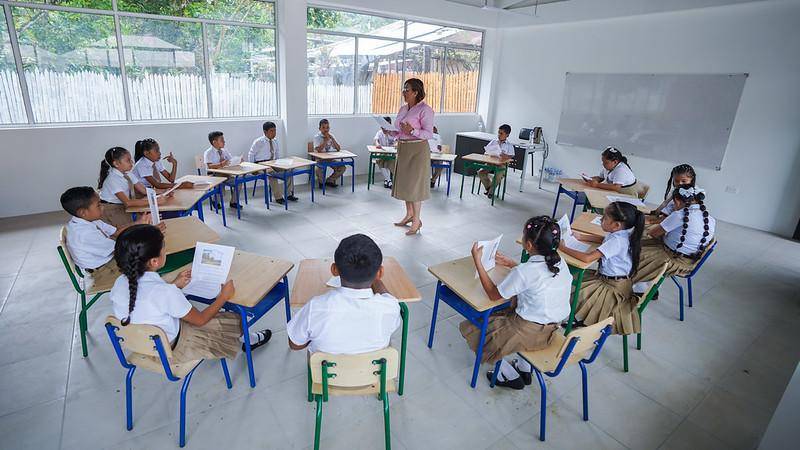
[312,132,346,185]
[286,286,401,354]
[110,272,241,362]
[203,146,242,202]
[249,136,293,201]
[460,257,572,363]
[65,216,121,281]
[132,157,167,189]
[478,139,515,193]
[374,130,397,182]
[600,163,644,198]
[575,228,639,335]
[99,168,140,227]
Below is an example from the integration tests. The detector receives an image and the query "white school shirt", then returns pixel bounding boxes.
[248,136,280,162]
[286,286,402,354]
[597,228,634,277]
[661,204,716,255]
[313,132,338,152]
[99,168,140,204]
[599,163,636,187]
[428,133,442,152]
[374,129,396,148]
[66,216,116,270]
[497,256,572,324]
[204,146,233,165]
[484,138,515,157]
[110,272,192,342]
[132,157,166,188]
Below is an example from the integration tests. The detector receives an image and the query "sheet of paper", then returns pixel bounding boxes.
[326,276,341,288]
[484,142,502,156]
[557,214,591,252]
[590,216,603,226]
[474,234,503,277]
[607,195,646,207]
[372,115,398,131]
[273,157,295,167]
[581,173,593,182]
[145,188,160,225]
[226,155,243,167]
[182,242,235,299]
[158,176,188,198]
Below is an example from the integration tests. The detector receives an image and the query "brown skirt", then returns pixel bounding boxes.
[100,202,133,228]
[634,244,698,284]
[575,271,639,335]
[619,181,645,199]
[171,312,242,363]
[459,310,559,363]
[392,140,431,202]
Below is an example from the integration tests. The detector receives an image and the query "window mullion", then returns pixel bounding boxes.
[440,47,447,113]
[353,36,358,114]
[201,22,214,118]
[4,4,33,124]
[112,0,132,121]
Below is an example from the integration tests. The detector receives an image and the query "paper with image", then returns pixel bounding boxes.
[182,242,235,299]
[557,214,590,252]
[484,142,502,156]
[590,216,602,226]
[145,188,160,225]
[372,115,398,131]
[326,276,341,288]
[474,234,503,278]
[606,195,646,208]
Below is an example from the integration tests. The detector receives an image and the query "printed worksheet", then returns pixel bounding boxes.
[484,142,502,156]
[557,214,591,252]
[182,242,235,299]
[474,234,503,277]
[581,173,593,182]
[226,155,243,167]
[145,188,160,225]
[372,115,398,131]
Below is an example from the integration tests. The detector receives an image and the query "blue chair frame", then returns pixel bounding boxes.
[264,166,315,211]
[551,183,587,222]
[671,241,717,321]
[318,158,355,195]
[431,159,453,196]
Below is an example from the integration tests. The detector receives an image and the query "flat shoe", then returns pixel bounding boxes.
[243,329,272,352]
[486,371,525,390]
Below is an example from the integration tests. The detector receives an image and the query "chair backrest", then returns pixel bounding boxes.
[688,239,717,277]
[105,315,174,359]
[310,347,399,388]
[440,144,452,154]
[637,182,650,200]
[58,226,85,292]
[637,263,669,310]
[558,317,614,367]
[307,141,314,152]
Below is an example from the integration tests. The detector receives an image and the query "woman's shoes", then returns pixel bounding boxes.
[394,217,413,227]
[405,221,422,235]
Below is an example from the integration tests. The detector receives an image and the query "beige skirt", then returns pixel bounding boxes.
[459,310,559,363]
[618,181,646,199]
[575,271,639,335]
[100,202,133,228]
[634,244,698,284]
[392,140,431,202]
[171,312,242,363]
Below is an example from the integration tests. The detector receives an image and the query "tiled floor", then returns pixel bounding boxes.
[1,176,799,450]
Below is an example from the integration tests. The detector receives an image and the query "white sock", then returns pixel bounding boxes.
[498,359,520,381]
[514,358,532,373]
[380,168,391,180]
[632,281,649,294]
[239,331,265,344]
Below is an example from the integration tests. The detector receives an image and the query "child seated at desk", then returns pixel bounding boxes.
[478,124,514,199]
[249,121,298,204]
[99,146,164,228]
[110,224,272,361]
[374,117,397,189]
[62,186,162,281]
[460,216,572,390]
[286,234,401,354]
[132,138,193,191]
[204,131,242,210]
[429,126,444,188]
[313,119,346,189]
[648,164,696,223]
[584,147,644,198]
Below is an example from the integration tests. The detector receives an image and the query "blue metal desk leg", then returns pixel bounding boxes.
[196,200,204,222]
[552,185,563,218]
[218,185,227,227]
[282,276,292,321]
[283,172,289,210]
[235,176,242,220]
[470,310,491,388]
[446,164,452,197]
[263,172,269,206]
[427,281,443,348]
[350,160,355,193]
[310,169,315,203]
[236,305,256,387]
[320,163,326,196]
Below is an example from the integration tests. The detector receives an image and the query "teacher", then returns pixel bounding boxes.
[390,78,435,236]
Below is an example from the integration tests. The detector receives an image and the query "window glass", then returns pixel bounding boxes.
[307,33,354,115]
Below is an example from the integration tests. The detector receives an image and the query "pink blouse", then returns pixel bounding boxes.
[394,101,435,141]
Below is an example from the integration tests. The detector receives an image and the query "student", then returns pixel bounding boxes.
[203,131,242,209]
[649,164,697,222]
[429,126,444,188]
[99,146,162,228]
[373,117,397,189]
[61,186,162,280]
[110,224,272,361]
[460,216,572,389]
[312,119,346,189]
[584,147,643,197]
[559,201,645,335]
[286,234,401,354]
[132,138,192,191]
[634,185,715,289]
[478,124,515,199]
[249,121,298,204]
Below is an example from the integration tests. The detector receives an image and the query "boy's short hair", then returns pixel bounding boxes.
[60,186,96,217]
[499,124,511,135]
[208,131,224,143]
[334,234,383,284]
[262,121,276,132]
[318,118,329,128]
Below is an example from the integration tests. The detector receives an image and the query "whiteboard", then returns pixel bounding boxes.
[556,73,747,170]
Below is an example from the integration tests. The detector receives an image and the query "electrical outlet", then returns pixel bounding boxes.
[725,185,739,194]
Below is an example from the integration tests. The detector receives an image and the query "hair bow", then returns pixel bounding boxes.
[678,186,705,197]
[605,146,620,153]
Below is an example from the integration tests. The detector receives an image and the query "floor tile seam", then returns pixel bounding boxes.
[0,238,34,316]
[58,294,81,450]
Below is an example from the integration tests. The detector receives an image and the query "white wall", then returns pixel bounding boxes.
[489,0,800,236]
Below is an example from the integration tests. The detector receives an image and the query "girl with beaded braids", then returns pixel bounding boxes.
[109,224,272,363]
[460,216,573,390]
[559,201,644,335]
[584,147,646,198]
[647,164,697,223]
[634,185,715,288]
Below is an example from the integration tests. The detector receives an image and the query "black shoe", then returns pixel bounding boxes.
[243,329,272,352]
[384,180,392,189]
[275,198,285,205]
[230,202,242,209]
[486,371,525,390]
[212,202,222,210]
[288,195,299,202]
[430,180,436,188]
[325,180,338,188]
[651,290,660,301]
[487,193,494,199]
[512,359,532,386]
[318,182,324,189]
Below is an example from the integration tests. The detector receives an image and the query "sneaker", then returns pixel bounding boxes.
[384,180,392,189]
[486,371,525,390]
[325,180,338,188]
[243,329,272,352]
[276,198,285,205]
[512,359,532,385]
[288,195,299,202]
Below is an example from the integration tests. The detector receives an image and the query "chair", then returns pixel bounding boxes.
[307,347,399,450]
[196,154,235,212]
[671,240,718,321]
[431,144,453,189]
[490,318,614,441]
[104,316,232,448]
[622,263,668,372]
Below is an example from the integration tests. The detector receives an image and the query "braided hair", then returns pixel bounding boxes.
[601,146,632,171]
[605,202,645,277]
[672,185,710,259]
[522,216,562,276]
[98,147,130,189]
[134,138,158,162]
[113,224,164,326]
[664,164,696,200]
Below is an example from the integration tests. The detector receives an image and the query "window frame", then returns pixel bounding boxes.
[0,0,279,127]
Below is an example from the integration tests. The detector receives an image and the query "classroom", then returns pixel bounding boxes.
[1,0,799,449]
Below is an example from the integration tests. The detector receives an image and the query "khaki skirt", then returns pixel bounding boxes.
[618,180,646,199]
[459,310,559,363]
[634,244,698,284]
[392,140,431,202]
[171,312,242,363]
[100,202,133,228]
[575,271,639,335]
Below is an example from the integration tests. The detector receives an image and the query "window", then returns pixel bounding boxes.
[307,7,483,115]
[0,0,277,126]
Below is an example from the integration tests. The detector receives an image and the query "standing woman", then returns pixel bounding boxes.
[389,78,435,235]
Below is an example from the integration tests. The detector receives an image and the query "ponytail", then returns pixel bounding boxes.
[602,146,632,171]
[606,202,644,277]
[522,216,562,276]
[134,138,157,162]
[664,164,697,200]
[672,185,710,258]
[99,147,129,189]
[113,224,164,326]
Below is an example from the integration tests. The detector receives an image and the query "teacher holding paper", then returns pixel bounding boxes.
[389,78,434,235]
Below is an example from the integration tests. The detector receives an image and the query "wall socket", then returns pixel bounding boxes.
[725,185,740,194]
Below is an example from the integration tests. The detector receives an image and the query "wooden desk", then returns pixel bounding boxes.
[290,256,418,396]
[583,188,655,213]
[175,175,230,226]
[208,162,269,220]
[177,175,227,190]
[307,150,358,195]
[571,212,607,238]
[431,153,458,197]
[257,157,317,210]
[162,216,220,254]
[126,189,207,213]
[366,146,397,191]
[460,153,512,206]
[207,161,266,177]
[454,132,525,175]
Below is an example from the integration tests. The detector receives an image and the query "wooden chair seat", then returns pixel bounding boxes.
[517,333,567,373]
[127,352,201,379]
